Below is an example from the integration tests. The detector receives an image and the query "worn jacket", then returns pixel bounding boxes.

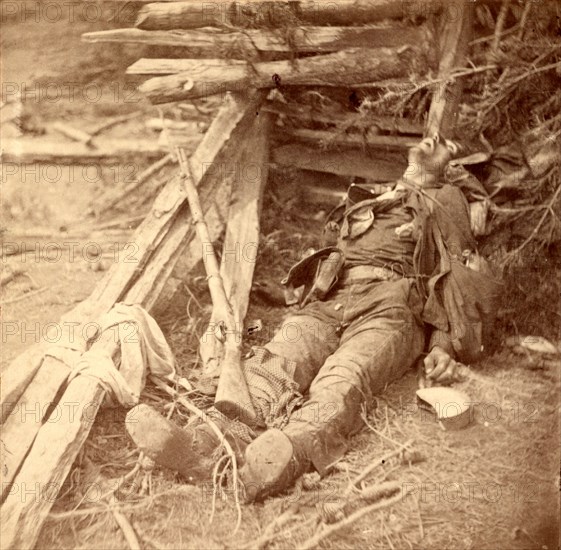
[410,184,502,362]
[284,183,503,363]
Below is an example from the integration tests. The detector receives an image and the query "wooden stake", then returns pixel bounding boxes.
[425,0,473,138]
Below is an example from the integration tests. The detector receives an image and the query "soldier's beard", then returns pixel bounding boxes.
[403,147,448,187]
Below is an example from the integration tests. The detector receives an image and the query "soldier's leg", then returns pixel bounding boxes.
[241,281,425,500]
[127,311,340,485]
[283,306,424,474]
[241,312,341,429]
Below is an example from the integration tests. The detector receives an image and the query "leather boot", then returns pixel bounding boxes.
[239,428,311,502]
[126,404,246,484]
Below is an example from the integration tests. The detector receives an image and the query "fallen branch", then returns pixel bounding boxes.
[89,112,143,138]
[100,153,175,213]
[52,122,94,145]
[110,508,141,550]
[502,183,561,264]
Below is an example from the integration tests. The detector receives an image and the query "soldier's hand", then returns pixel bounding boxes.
[423,346,459,386]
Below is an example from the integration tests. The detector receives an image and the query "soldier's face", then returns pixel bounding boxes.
[405,135,458,186]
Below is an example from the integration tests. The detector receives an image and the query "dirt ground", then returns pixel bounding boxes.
[1,7,560,550]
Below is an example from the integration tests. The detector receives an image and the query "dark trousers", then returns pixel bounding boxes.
[242,277,425,474]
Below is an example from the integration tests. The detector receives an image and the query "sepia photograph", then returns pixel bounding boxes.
[1,0,560,548]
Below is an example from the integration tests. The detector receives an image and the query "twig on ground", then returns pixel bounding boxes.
[209,454,230,525]
[360,408,403,449]
[319,481,401,524]
[1,285,51,305]
[89,112,143,138]
[300,492,404,550]
[470,24,520,45]
[415,494,424,541]
[248,515,318,550]
[344,439,413,496]
[1,267,25,287]
[516,2,533,40]
[110,507,141,550]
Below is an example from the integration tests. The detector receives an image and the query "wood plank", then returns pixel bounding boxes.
[84,25,427,56]
[425,0,473,138]
[0,138,183,164]
[136,0,443,30]
[139,46,422,104]
[200,111,270,376]
[263,100,423,135]
[272,144,406,181]
[0,356,74,502]
[0,348,45,424]
[0,331,118,550]
[285,127,418,149]
[222,112,270,324]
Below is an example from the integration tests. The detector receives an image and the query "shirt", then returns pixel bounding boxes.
[338,190,418,276]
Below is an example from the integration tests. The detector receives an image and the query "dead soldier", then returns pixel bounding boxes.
[127,134,502,502]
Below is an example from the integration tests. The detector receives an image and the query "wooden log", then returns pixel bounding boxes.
[285,127,418,149]
[425,0,473,138]
[84,25,427,56]
[272,144,405,181]
[263,100,423,135]
[0,93,263,504]
[139,46,422,104]
[136,0,443,30]
[0,137,184,164]
[1,230,130,259]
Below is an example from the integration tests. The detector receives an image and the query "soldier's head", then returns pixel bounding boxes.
[403,133,460,187]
